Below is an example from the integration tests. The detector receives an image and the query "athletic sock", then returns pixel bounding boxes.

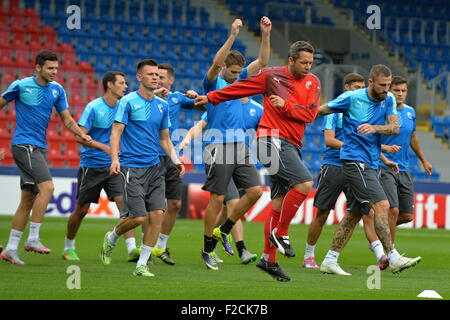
[235,240,246,258]
[107,228,119,245]
[220,219,235,235]
[387,248,401,265]
[304,243,316,259]
[27,222,41,242]
[6,229,23,251]
[64,237,76,251]
[264,209,280,263]
[156,233,169,250]
[276,189,307,237]
[125,237,137,254]
[136,245,152,267]
[323,250,340,265]
[204,235,215,253]
[370,240,385,260]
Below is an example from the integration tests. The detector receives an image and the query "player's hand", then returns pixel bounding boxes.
[110,160,121,176]
[184,90,199,99]
[81,134,92,143]
[175,163,185,179]
[357,123,376,135]
[270,95,285,108]
[0,149,5,161]
[194,96,209,107]
[385,144,402,154]
[422,160,433,175]
[385,160,399,174]
[231,19,243,37]
[260,16,272,34]
[154,87,169,98]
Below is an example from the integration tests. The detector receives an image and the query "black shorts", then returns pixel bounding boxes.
[12,144,52,193]
[379,166,414,213]
[203,142,261,195]
[257,136,312,199]
[76,167,123,205]
[119,164,166,218]
[342,160,388,211]
[159,156,183,200]
[314,164,369,214]
[224,178,242,202]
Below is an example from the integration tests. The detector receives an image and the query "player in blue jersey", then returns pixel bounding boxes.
[99,59,185,277]
[197,17,271,270]
[62,71,128,261]
[316,65,421,275]
[151,63,198,265]
[180,97,264,264]
[303,73,394,272]
[0,50,92,265]
[380,76,432,242]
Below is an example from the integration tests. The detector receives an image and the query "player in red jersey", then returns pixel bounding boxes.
[195,41,321,281]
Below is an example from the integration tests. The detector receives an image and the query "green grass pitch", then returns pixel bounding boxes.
[0,216,449,300]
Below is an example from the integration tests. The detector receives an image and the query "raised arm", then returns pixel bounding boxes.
[207,19,243,83]
[316,104,335,119]
[410,131,432,175]
[246,16,272,76]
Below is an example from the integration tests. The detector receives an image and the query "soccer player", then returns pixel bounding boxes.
[380,76,432,242]
[180,96,264,264]
[315,65,421,275]
[0,50,92,265]
[62,71,128,261]
[150,63,199,265]
[303,73,390,271]
[195,40,321,282]
[194,17,271,271]
[99,59,185,277]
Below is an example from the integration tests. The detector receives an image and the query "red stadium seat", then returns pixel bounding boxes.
[78,61,93,73]
[41,25,57,44]
[11,38,27,49]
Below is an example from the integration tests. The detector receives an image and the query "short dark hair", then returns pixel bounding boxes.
[137,59,158,73]
[369,64,392,80]
[35,50,58,66]
[344,73,365,86]
[224,50,245,68]
[158,63,175,78]
[102,71,126,92]
[288,41,314,59]
[391,75,408,86]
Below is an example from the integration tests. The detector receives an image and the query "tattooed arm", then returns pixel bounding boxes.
[358,114,400,136]
[315,104,334,119]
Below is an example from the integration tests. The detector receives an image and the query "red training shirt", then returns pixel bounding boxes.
[206,66,321,148]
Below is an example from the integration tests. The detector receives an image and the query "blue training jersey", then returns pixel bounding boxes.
[201,68,248,145]
[201,98,264,146]
[322,113,344,167]
[158,91,195,156]
[380,104,416,171]
[78,97,118,168]
[327,88,398,169]
[1,76,68,149]
[115,91,169,168]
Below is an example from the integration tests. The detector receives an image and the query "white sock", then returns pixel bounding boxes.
[64,237,75,251]
[108,228,120,245]
[156,233,169,250]
[370,240,385,260]
[323,250,340,265]
[28,222,41,241]
[6,229,23,251]
[304,243,316,259]
[387,248,401,265]
[136,245,152,267]
[125,237,137,254]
